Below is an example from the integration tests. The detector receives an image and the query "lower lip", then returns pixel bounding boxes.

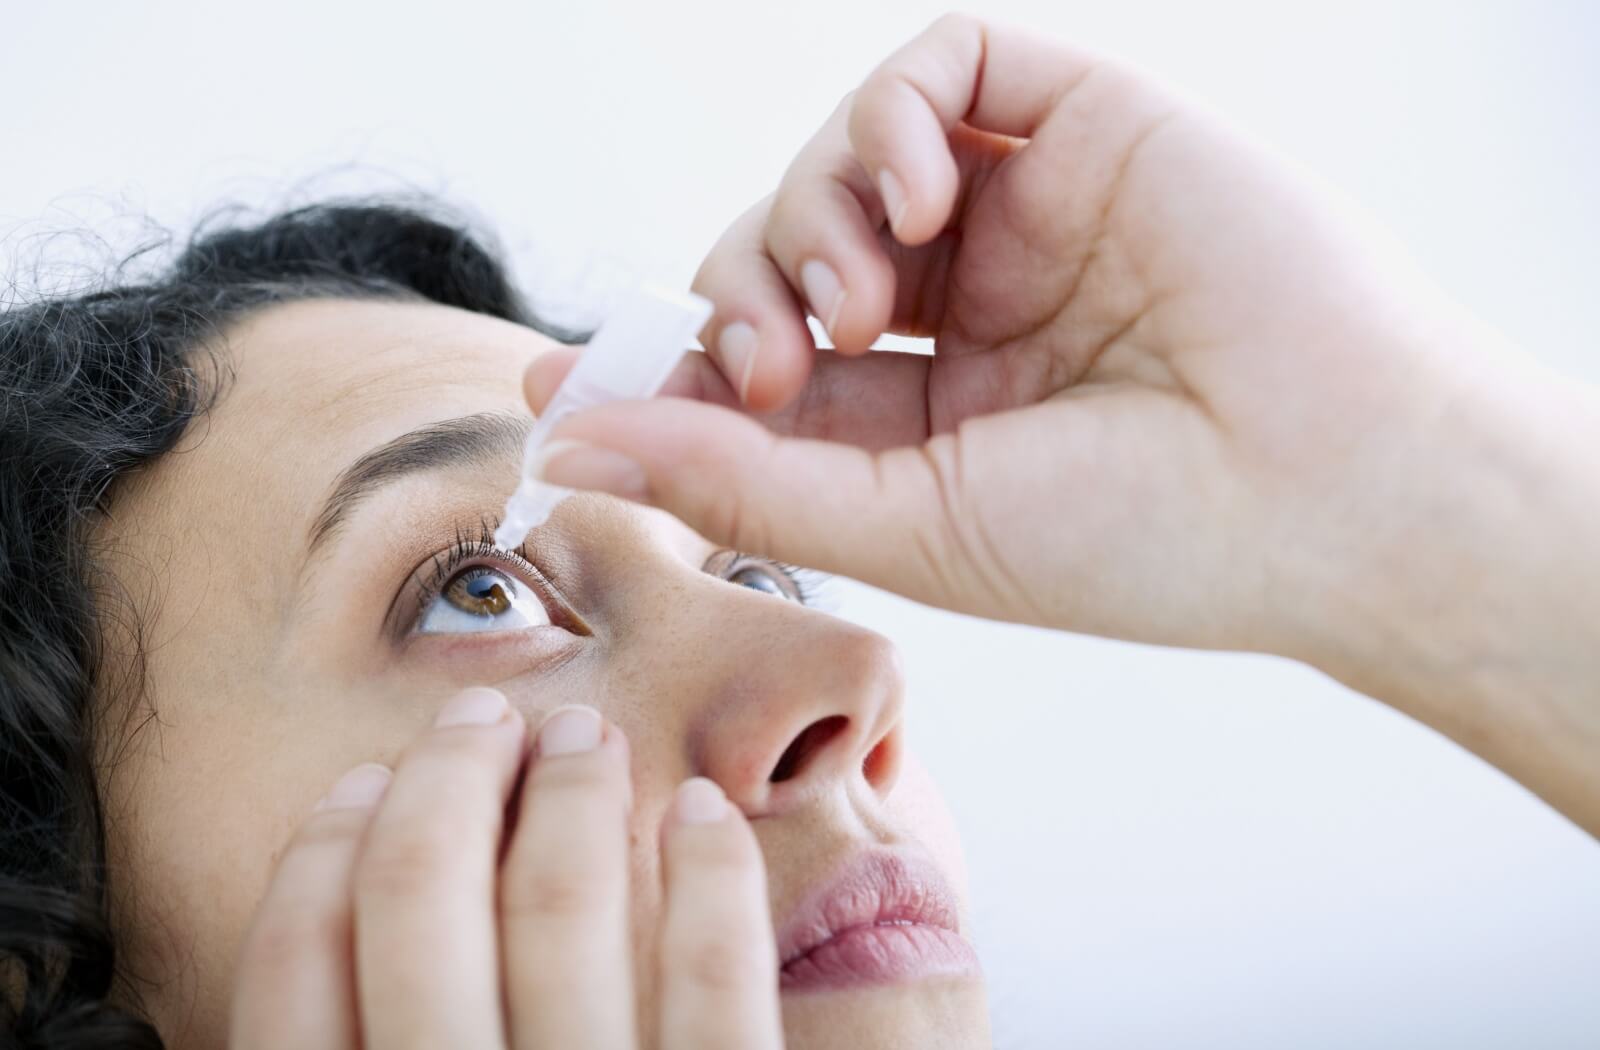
[780,922,982,992]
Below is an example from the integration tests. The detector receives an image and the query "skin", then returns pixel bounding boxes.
[530,15,1600,835]
[93,11,1599,1047]
[98,297,987,1049]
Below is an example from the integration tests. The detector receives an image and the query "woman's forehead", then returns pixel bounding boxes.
[106,298,557,611]
[223,297,548,425]
[191,298,549,488]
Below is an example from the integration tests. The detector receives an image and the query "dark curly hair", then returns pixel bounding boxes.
[0,200,571,1047]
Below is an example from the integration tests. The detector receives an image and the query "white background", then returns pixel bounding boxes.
[5,2,1598,1047]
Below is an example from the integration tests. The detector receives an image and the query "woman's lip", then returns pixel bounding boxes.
[776,851,982,992]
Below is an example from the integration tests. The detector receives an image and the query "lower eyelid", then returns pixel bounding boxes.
[399,621,584,678]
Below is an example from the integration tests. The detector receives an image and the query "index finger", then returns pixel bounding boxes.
[353,688,527,1049]
[499,706,637,1050]
[658,778,783,1050]
[523,345,934,451]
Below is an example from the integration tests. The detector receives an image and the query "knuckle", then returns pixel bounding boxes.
[699,198,771,283]
[674,820,761,875]
[764,181,811,239]
[690,252,724,294]
[845,80,891,148]
[854,62,896,106]
[930,10,979,39]
[503,865,613,921]
[355,823,464,901]
[918,438,971,563]
[240,905,343,980]
[704,482,754,553]
[393,742,508,811]
[528,748,613,793]
[682,935,758,995]
[914,429,1031,615]
[702,431,783,555]
[503,770,629,924]
[923,11,984,64]
[413,723,506,768]
[857,13,982,130]
[881,441,962,599]
[741,194,778,249]
[288,807,367,853]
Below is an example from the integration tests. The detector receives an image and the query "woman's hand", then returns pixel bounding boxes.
[525,16,1600,832]
[521,12,1516,656]
[229,688,784,1049]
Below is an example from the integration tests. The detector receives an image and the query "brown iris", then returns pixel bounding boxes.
[445,567,515,616]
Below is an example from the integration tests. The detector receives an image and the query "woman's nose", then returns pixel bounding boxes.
[685,610,907,820]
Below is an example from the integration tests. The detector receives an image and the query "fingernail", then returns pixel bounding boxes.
[671,777,728,825]
[719,321,760,403]
[799,259,845,341]
[433,686,509,728]
[316,763,392,811]
[878,168,909,235]
[539,704,603,756]
[535,439,649,501]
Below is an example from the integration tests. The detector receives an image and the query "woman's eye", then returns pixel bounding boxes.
[703,549,812,603]
[417,566,552,634]
[725,561,803,602]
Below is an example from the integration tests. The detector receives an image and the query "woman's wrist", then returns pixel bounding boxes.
[1313,334,1600,833]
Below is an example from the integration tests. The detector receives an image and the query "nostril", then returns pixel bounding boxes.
[862,731,896,787]
[769,715,848,783]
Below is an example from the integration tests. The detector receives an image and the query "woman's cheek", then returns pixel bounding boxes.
[889,751,973,903]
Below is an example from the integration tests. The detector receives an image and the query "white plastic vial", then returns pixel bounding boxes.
[494,283,713,550]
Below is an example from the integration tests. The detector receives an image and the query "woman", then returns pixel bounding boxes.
[4,14,1596,1050]
[5,194,985,1048]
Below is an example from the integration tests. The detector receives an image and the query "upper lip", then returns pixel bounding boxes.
[776,849,963,969]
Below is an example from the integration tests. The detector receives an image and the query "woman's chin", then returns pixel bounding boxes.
[779,976,991,1050]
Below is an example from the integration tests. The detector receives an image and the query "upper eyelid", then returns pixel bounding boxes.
[409,516,556,605]
[421,545,544,600]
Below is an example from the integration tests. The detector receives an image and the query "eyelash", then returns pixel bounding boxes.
[409,518,828,631]
[413,517,548,621]
[775,561,822,605]
[713,552,827,607]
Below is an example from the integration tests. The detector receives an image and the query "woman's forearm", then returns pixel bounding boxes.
[1321,341,1600,835]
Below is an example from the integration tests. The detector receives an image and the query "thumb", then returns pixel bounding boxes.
[536,397,964,606]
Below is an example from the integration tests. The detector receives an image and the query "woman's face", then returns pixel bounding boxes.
[100,298,987,1049]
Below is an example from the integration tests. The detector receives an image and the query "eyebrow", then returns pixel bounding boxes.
[305,410,529,560]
